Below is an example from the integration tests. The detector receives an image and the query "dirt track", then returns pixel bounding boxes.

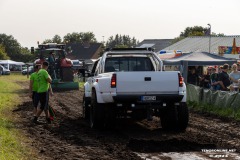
[14,81,240,159]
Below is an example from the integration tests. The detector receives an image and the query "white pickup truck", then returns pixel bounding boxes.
[83,48,188,131]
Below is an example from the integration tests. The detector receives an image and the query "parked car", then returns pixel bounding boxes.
[72,60,83,70]
[0,64,10,75]
[22,66,34,75]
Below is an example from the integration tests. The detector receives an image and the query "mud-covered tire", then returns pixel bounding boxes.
[82,95,90,120]
[160,103,189,131]
[90,91,104,129]
[177,102,189,131]
[160,104,178,130]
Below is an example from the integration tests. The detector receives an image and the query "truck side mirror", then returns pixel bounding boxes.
[31,47,34,54]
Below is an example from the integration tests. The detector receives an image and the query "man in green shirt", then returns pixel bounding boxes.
[29,65,41,116]
[33,61,53,124]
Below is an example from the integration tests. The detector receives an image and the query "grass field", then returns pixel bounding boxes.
[188,100,240,121]
[0,74,36,160]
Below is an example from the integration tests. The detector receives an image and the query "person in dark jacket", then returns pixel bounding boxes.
[210,68,221,90]
[199,67,211,88]
[187,68,198,85]
[217,64,231,91]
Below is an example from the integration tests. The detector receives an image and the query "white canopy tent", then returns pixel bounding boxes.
[0,60,25,71]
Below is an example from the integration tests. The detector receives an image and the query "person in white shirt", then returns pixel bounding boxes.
[229,63,240,91]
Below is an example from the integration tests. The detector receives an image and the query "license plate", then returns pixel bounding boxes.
[141,96,156,101]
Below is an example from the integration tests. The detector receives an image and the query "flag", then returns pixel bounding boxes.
[231,38,237,54]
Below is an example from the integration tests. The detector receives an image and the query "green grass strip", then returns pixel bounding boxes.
[188,100,240,121]
[0,75,35,160]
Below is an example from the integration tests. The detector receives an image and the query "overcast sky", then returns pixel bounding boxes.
[1,0,240,48]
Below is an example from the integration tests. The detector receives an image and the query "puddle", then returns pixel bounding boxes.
[129,138,240,159]
[136,152,240,160]
[128,138,216,152]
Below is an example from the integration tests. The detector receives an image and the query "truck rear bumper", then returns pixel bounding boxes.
[113,94,183,104]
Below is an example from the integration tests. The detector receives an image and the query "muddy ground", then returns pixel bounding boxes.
[13,81,240,159]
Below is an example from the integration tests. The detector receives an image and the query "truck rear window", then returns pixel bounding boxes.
[105,57,154,72]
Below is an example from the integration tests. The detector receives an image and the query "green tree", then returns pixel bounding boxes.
[81,32,97,43]
[63,32,82,43]
[0,44,9,60]
[106,34,139,48]
[42,39,53,44]
[52,35,62,44]
[43,35,62,44]
[115,44,128,48]
[63,32,97,43]
[211,32,225,36]
[20,47,34,62]
[0,34,34,62]
[0,33,21,60]
[180,26,207,37]
[173,26,225,44]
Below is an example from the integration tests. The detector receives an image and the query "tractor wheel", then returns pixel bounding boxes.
[177,102,189,131]
[160,104,178,130]
[90,91,104,129]
[82,95,90,120]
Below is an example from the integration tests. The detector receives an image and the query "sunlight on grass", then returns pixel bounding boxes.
[79,81,85,88]
[0,74,34,159]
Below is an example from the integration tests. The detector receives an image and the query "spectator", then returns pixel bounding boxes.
[48,51,56,78]
[237,63,240,71]
[210,68,220,90]
[218,66,223,73]
[229,63,240,91]
[29,64,41,116]
[199,67,211,88]
[195,66,202,76]
[217,64,231,91]
[33,61,53,124]
[187,68,198,85]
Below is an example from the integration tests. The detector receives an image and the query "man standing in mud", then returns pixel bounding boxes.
[33,61,53,124]
[29,64,41,116]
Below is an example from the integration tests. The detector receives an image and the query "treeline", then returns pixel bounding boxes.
[0,26,226,62]
[0,32,139,62]
[172,26,225,44]
[0,34,33,62]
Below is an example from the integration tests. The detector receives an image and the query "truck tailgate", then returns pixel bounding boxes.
[116,72,179,94]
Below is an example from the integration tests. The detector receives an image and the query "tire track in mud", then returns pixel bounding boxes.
[187,112,240,152]
[13,82,240,159]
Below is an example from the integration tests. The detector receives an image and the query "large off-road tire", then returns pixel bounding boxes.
[104,104,116,129]
[82,95,90,120]
[177,102,189,131]
[160,104,178,130]
[90,91,104,129]
[160,103,189,131]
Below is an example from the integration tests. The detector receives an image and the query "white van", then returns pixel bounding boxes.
[0,65,10,75]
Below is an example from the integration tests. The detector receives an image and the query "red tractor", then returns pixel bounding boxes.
[31,43,79,91]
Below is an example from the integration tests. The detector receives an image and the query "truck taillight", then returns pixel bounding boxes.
[111,73,116,88]
[178,73,183,87]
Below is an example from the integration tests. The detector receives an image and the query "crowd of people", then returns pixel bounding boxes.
[187,63,240,91]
